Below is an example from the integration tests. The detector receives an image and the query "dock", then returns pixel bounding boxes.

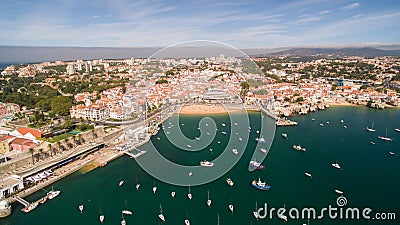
[276,119,298,126]
[125,149,147,158]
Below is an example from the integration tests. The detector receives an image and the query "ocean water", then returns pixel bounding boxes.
[2,106,400,225]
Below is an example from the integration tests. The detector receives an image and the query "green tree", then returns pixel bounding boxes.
[51,96,73,116]
[28,148,35,164]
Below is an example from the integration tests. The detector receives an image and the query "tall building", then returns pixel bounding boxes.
[66,63,75,75]
[86,61,93,73]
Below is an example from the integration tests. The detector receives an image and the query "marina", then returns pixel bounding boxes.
[1,107,400,225]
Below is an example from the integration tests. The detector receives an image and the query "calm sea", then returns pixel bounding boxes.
[2,106,400,225]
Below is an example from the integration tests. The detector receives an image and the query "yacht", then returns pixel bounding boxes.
[119,180,124,186]
[47,189,60,200]
[260,148,267,154]
[255,137,266,143]
[331,162,341,169]
[187,186,192,200]
[304,172,312,178]
[251,178,271,190]
[311,118,315,121]
[79,204,84,213]
[122,210,133,215]
[184,219,191,225]
[366,121,376,132]
[344,126,347,129]
[249,160,265,170]
[370,141,376,145]
[389,151,395,155]
[221,131,227,135]
[395,128,400,132]
[238,137,243,141]
[335,189,344,195]
[232,148,238,155]
[207,191,212,207]
[99,207,104,223]
[340,119,344,123]
[292,145,306,152]
[281,133,288,139]
[200,160,214,167]
[39,196,47,204]
[158,205,165,222]
[234,123,238,126]
[171,191,176,198]
[226,178,234,186]
[121,215,126,225]
[135,184,140,190]
[228,204,234,213]
[221,123,226,127]
[152,186,157,194]
[378,129,393,141]
[21,202,38,213]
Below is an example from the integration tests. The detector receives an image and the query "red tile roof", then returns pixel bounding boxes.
[16,127,43,138]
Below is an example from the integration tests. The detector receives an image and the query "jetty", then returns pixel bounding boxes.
[276,119,298,126]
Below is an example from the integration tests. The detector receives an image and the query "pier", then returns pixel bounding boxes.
[14,196,30,207]
[276,119,298,126]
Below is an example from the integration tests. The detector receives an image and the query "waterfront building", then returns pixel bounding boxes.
[9,127,43,143]
[0,135,14,154]
[0,175,24,199]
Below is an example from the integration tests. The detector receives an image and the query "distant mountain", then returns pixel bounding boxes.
[262,47,400,57]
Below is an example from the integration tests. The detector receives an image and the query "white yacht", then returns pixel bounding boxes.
[158,204,165,222]
[122,210,133,215]
[184,219,190,225]
[335,189,344,195]
[232,148,238,155]
[260,148,267,154]
[152,186,157,194]
[366,121,376,132]
[331,162,341,169]
[207,191,212,207]
[293,145,306,151]
[21,202,38,213]
[47,188,60,200]
[135,184,140,190]
[395,128,400,132]
[200,160,214,167]
[304,172,312,178]
[79,204,84,213]
[187,186,192,200]
[171,191,176,198]
[228,204,234,213]
[226,178,234,186]
[119,180,124,186]
[378,129,393,141]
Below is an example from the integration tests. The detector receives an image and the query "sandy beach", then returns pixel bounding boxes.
[178,104,243,115]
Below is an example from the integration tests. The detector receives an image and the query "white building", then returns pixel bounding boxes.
[0,175,24,199]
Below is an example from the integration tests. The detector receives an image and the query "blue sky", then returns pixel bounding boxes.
[0,0,399,48]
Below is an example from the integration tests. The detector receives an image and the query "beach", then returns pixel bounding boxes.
[178,103,243,115]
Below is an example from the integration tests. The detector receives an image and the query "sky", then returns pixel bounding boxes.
[0,0,400,48]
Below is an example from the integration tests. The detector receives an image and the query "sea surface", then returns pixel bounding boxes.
[2,106,400,225]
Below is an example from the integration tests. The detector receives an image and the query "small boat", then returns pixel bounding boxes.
[311,118,315,121]
[121,214,126,225]
[389,151,395,155]
[251,178,271,190]
[152,186,157,194]
[260,148,267,154]
[135,184,140,190]
[366,121,376,132]
[119,180,124,186]
[304,172,312,178]
[256,130,260,134]
[238,137,242,141]
[171,191,176,198]
[99,207,105,223]
[370,141,376,145]
[221,131,227,135]
[158,204,165,222]
[255,137,266,143]
[21,202,38,213]
[331,162,341,169]
[228,204,234,213]
[79,204,84,213]
[234,123,238,126]
[188,172,193,176]
[187,144,192,148]
[395,128,400,132]
[39,196,48,204]
[340,120,344,123]
[335,189,344,195]
[200,160,214,167]
[232,149,238,155]
[378,129,393,141]
[326,121,330,124]
[184,219,190,225]
[217,141,221,144]
[293,145,306,152]
[343,126,347,129]
[221,123,226,127]
[253,202,259,219]
[320,123,324,126]
[226,178,234,186]
[195,137,200,141]
[281,133,288,139]
[187,186,192,200]
[156,137,160,140]
[122,210,133,215]
[207,191,211,207]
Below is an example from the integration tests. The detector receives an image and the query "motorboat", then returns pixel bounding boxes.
[304,172,312,178]
[207,191,211,207]
[100,214,105,223]
[171,191,176,198]
[184,219,190,225]
[251,178,271,190]
[249,160,265,170]
[119,180,124,186]
[281,133,288,139]
[47,189,60,200]
[221,123,226,127]
[395,128,400,132]
[389,151,395,155]
[221,131,227,135]
[135,184,140,190]
[187,186,192,200]
[200,160,214,167]
[226,178,234,186]
[260,148,267,154]
[255,137,266,143]
[39,196,48,204]
[158,205,165,222]
[366,121,376,132]
[292,145,306,151]
[79,204,84,213]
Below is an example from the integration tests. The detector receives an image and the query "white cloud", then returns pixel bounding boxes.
[318,10,331,15]
[341,2,360,10]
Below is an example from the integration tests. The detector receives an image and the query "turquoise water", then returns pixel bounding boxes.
[2,107,400,225]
